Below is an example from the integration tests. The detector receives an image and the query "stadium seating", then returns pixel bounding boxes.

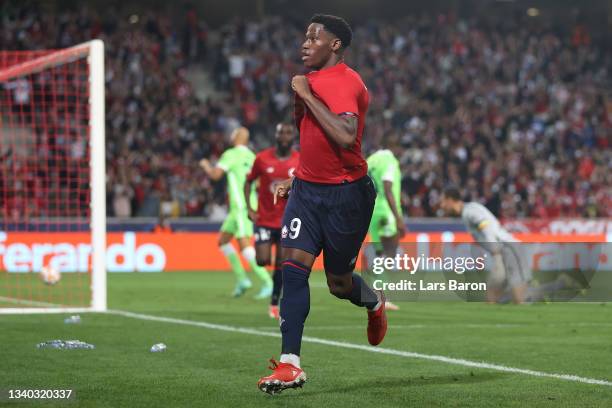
[2,6,609,219]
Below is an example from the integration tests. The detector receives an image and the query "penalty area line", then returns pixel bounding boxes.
[107,309,612,387]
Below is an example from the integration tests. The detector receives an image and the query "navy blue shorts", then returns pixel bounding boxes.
[280,176,376,275]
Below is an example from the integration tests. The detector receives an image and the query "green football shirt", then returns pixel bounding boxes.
[217,145,256,212]
[367,149,401,215]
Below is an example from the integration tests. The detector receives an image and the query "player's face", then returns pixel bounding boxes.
[440,196,459,216]
[301,23,337,69]
[275,124,294,155]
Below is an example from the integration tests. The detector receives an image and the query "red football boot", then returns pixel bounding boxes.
[367,291,387,346]
[257,359,307,395]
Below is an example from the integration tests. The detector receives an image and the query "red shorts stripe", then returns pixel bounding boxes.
[282,261,311,273]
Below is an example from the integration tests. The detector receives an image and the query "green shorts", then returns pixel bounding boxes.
[368,209,397,242]
[220,210,253,238]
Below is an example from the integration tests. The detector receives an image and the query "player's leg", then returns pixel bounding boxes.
[367,211,384,258]
[510,284,527,304]
[268,230,283,319]
[370,210,399,257]
[236,218,273,299]
[378,212,401,310]
[487,249,507,303]
[379,215,399,257]
[254,225,273,266]
[258,179,322,394]
[258,246,313,394]
[277,187,321,365]
[505,243,528,304]
[322,176,386,345]
[525,272,585,302]
[218,215,251,296]
[279,247,315,359]
[253,225,281,316]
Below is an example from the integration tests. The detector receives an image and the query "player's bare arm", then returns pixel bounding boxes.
[199,158,224,181]
[244,179,257,222]
[291,75,358,149]
[383,180,405,238]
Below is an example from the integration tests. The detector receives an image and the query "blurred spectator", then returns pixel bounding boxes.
[160,191,181,218]
[112,183,134,218]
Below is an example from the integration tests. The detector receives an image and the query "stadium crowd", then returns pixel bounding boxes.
[2,5,610,219]
[212,13,611,219]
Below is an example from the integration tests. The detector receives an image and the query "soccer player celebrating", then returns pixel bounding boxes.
[366,146,405,310]
[200,127,273,299]
[439,186,528,304]
[257,14,386,395]
[244,123,299,319]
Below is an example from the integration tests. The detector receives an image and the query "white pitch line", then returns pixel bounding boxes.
[253,324,428,331]
[0,296,93,314]
[108,309,612,387]
[0,295,59,308]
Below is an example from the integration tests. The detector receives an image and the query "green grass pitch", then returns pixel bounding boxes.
[2,272,612,407]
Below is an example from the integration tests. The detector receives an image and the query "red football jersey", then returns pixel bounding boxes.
[247,147,300,229]
[295,62,369,184]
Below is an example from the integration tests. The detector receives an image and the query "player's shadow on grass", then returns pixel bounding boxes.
[283,372,506,398]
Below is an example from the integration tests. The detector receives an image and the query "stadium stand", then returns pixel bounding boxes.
[2,5,610,219]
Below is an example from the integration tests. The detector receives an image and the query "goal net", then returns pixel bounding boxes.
[0,40,106,313]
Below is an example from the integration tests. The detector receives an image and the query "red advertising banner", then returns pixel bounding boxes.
[503,219,612,235]
[0,231,607,273]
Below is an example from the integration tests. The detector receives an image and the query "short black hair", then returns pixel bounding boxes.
[443,186,462,201]
[310,14,352,49]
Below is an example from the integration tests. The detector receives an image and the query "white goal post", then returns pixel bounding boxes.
[0,40,106,314]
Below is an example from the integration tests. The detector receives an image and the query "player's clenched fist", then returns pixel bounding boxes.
[291,75,311,99]
[273,177,293,205]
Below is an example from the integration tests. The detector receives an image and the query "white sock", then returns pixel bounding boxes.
[241,246,256,262]
[220,243,236,256]
[280,353,300,368]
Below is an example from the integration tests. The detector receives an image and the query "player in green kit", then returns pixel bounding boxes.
[200,127,273,298]
[366,148,405,310]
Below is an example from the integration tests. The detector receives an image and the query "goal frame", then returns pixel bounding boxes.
[0,40,106,314]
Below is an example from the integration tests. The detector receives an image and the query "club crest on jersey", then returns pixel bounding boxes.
[266,167,274,173]
[281,225,288,239]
